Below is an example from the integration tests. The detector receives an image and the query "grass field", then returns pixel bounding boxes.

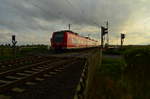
[91,46,150,99]
[0,45,49,61]
[90,55,127,99]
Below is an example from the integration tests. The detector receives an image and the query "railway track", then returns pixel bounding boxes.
[0,57,79,93]
[0,56,53,73]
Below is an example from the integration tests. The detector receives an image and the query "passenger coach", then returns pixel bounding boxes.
[51,30,99,50]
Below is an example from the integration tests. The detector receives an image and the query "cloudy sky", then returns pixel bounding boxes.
[0,0,150,45]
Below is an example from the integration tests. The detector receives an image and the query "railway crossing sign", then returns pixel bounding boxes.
[12,35,17,46]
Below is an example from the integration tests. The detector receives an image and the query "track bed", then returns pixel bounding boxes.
[0,55,86,99]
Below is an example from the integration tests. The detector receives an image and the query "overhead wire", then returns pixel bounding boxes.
[64,0,101,40]
[25,0,100,31]
[63,0,86,21]
[24,0,56,18]
[78,0,100,26]
[24,0,70,29]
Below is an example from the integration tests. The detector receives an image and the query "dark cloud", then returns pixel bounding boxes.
[0,0,149,44]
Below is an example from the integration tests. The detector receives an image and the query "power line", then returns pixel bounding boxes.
[25,0,68,20]
[25,0,101,31]
[64,0,100,34]
[63,0,85,21]
[24,0,71,30]
[24,0,54,17]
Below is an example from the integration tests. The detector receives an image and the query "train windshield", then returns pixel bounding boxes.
[53,32,64,43]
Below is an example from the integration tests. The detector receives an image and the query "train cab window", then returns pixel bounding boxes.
[53,32,64,43]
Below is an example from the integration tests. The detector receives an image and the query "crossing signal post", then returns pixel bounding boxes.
[121,33,125,48]
[106,21,109,47]
[101,26,108,36]
[101,26,108,48]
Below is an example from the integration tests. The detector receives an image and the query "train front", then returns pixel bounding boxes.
[51,31,67,50]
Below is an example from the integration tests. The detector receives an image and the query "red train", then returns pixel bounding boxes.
[51,30,99,50]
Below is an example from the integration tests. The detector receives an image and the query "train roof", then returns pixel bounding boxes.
[54,30,73,33]
[54,30,78,35]
[54,30,98,42]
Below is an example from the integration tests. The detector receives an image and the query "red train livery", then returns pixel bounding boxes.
[51,30,99,50]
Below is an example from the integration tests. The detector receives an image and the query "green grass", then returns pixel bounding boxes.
[123,47,150,66]
[89,46,150,99]
[90,55,128,99]
[122,47,150,98]
[0,45,49,61]
[98,56,126,80]
[103,48,125,55]
[0,54,24,61]
[92,47,150,99]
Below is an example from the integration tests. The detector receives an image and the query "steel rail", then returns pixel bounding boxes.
[0,58,78,93]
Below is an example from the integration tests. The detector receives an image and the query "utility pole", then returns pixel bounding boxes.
[101,29,103,48]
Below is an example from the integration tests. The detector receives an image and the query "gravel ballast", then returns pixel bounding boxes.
[10,59,85,99]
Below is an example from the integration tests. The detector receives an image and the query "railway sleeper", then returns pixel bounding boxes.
[16,73,30,76]
[5,76,22,80]
[0,58,79,93]
[24,70,35,74]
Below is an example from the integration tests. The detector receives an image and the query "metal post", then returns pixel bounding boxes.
[106,21,109,45]
[121,38,124,48]
[121,33,125,48]
[69,24,71,30]
[12,35,17,58]
[101,29,103,48]
[121,38,122,48]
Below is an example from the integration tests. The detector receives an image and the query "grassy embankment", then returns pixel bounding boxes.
[91,46,150,99]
